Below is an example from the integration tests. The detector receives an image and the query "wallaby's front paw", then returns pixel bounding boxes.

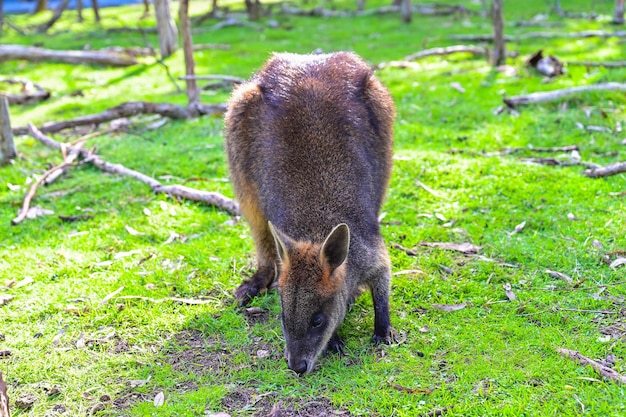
[372,327,398,346]
[234,282,261,306]
[325,333,345,355]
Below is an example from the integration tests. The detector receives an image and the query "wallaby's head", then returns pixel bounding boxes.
[269,222,350,375]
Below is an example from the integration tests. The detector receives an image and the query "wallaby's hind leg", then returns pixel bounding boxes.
[369,253,397,345]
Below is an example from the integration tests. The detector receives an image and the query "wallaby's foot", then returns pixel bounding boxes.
[234,267,275,306]
[325,333,345,355]
[372,326,398,346]
[234,281,262,306]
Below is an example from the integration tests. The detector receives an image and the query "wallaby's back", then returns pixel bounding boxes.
[226,52,394,241]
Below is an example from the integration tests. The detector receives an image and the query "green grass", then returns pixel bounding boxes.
[1,0,626,416]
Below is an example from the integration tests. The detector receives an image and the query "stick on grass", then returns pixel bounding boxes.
[556,347,626,384]
[27,123,241,216]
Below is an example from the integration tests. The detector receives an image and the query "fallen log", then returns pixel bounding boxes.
[12,101,227,136]
[583,161,626,178]
[27,124,240,217]
[0,45,138,67]
[450,30,626,42]
[503,82,626,108]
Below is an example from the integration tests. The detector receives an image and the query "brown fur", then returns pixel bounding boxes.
[225,51,396,374]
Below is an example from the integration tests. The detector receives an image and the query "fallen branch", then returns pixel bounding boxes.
[117,295,215,304]
[0,45,138,67]
[556,347,626,384]
[503,83,626,108]
[1,78,51,105]
[177,74,245,83]
[451,30,626,42]
[12,101,227,136]
[583,161,626,178]
[27,124,240,216]
[11,141,84,225]
[568,61,626,68]
[404,45,487,61]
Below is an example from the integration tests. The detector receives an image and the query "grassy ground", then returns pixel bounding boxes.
[1,0,625,416]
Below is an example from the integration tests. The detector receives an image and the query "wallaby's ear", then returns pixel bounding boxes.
[321,223,350,271]
[268,221,290,263]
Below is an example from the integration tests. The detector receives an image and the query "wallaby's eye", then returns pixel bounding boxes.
[311,313,324,328]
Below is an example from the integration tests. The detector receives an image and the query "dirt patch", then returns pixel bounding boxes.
[218,387,352,416]
[163,330,231,375]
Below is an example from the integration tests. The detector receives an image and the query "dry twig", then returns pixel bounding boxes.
[556,347,626,384]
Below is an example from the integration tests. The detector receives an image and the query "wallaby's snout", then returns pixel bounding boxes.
[225,51,396,373]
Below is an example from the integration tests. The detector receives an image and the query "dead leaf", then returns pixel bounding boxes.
[52,325,68,345]
[76,333,86,349]
[435,213,447,222]
[268,400,283,417]
[15,393,37,410]
[130,376,151,388]
[145,283,157,290]
[432,302,467,312]
[610,258,626,269]
[137,253,156,265]
[508,221,526,236]
[390,383,434,395]
[450,81,466,93]
[14,276,34,289]
[0,294,14,306]
[419,242,481,254]
[503,283,516,301]
[98,286,124,308]
[153,391,165,407]
[546,269,574,285]
[23,205,54,219]
[125,225,144,236]
[114,249,142,260]
[473,379,492,396]
[163,231,183,245]
[419,326,430,333]
[256,349,271,359]
[415,180,443,197]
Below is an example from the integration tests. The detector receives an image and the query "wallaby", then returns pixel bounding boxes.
[224,51,396,375]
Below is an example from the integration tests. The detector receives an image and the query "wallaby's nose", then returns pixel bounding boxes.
[290,360,308,375]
